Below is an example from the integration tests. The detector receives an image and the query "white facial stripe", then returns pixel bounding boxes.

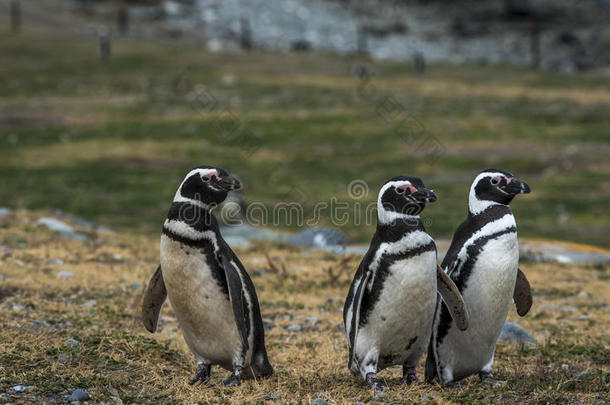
[171,195,216,211]
[377,180,419,224]
[468,172,509,215]
[173,168,219,203]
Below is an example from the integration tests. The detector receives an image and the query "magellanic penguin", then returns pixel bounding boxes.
[425,169,533,386]
[141,166,273,386]
[343,176,469,390]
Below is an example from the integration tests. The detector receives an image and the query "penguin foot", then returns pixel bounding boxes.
[222,366,243,387]
[480,372,506,387]
[401,366,418,385]
[479,370,494,382]
[189,363,211,385]
[365,372,385,391]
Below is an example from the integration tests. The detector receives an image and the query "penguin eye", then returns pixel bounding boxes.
[490,176,501,186]
[395,186,406,195]
[202,174,213,182]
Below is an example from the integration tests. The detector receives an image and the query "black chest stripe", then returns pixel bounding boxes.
[435,226,516,347]
[359,240,436,328]
[162,226,230,298]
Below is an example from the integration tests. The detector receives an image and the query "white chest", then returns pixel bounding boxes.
[461,232,519,341]
[159,235,241,367]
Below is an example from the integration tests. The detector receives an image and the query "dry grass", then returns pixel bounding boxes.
[0,211,608,404]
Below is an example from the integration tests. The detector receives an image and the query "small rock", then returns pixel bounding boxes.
[11,304,24,312]
[487,379,507,388]
[311,399,327,405]
[65,338,80,348]
[83,300,97,309]
[286,324,303,332]
[0,393,10,399]
[57,354,71,362]
[68,388,89,402]
[499,322,539,345]
[286,227,352,248]
[555,254,573,264]
[14,259,24,266]
[573,371,591,379]
[540,304,576,313]
[9,385,33,392]
[57,271,74,279]
[130,282,142,290]
[578,291,590,300]
[0,208,11,216]
[37,218,88,241]
[112,254,123,262]
[577,314,590,321]
[32,319,51,329]
[263,393,284,401]
[46,259,64,265]
[306,317,319,325]
[561,363,569,370]
[373,390,388,401]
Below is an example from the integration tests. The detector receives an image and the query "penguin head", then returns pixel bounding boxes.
[469,169,531,214]
[377,175,437,224]
[174,165,241,209]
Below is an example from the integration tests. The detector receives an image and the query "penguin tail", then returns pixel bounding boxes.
[424,337,438,384]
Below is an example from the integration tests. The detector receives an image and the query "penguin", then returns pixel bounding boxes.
[425,168,533,386]
[141,166,273,386]
[343,176,469,390]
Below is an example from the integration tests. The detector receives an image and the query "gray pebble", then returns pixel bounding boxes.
[286,227,352,248]
[306,317,319,325]
[311,399,327,405]
[130,282,142,290]
[286,324,303,332]
[46,259,64,265]
[541,304,576,313]
[263,393,284,400]
[573,371,591,379]
[577,314,590,321]
[32,319,51,329]
[37,217,88,241]
[57,271,74,279]
[373,390,388,401]
[0,393,9,400]
[57,354,71,362]
[9,385,32,392]
[83,300,97,309]
[68,388,89,402]
[498,321,539,345]
[65,338,80,348]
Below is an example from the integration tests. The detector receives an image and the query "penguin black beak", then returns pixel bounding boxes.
[504,179,531,195]
[411,187,437,203]
[218,176,241,191]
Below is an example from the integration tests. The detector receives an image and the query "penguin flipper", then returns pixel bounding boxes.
[513,267,532,316]
[347,270,371,370]
[219,250,250,354]
[436,265,469,331]
[141,265,167,333]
